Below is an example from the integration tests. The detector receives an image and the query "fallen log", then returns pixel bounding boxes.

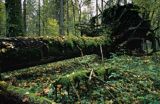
[0,35,110,72]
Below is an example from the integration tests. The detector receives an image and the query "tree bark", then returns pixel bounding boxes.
[5,0,23,37]
[42,0,45,34]
[117,0,121,5]
[78,0,82,23]
[23,0,27,35]
[124,0,127,5]
[71,0,76,35]
[59,0,64,35]
[96,0,98,26]
[38,0,41,36]
[66,0,69,35]
[101,0,104,11]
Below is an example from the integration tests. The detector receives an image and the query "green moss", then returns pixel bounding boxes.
[55,70,88,86]
[7,85,56,104]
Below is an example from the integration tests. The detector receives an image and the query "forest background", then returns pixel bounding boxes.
[0,0,159,37]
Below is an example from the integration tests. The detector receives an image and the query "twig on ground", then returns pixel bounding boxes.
[100,45,104,62]
[70,82,81,103]
[77,45,83,57]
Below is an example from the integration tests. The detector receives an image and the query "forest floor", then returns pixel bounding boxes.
[1,53,160,104]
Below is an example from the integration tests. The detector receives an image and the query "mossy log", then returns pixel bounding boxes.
[0,35,110,71]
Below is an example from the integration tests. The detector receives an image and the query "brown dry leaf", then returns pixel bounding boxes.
[105,100,113,104]
[23,82,29,87]
[144,59,150,63]
[35,92,41,96]
[43,87,50,94]
[31,82,37,86]
[55,68,61,73]
[80,85,87,91]
[56,84,62,91]
[22,96,29,103]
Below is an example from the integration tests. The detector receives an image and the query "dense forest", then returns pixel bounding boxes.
[0,0,159,37]
[0,0,160,104]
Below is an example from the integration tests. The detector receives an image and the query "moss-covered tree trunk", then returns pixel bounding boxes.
[5,0,23,37]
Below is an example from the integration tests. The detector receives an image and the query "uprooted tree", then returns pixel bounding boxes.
[77,4,160,53]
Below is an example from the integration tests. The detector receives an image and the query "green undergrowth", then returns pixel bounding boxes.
[1,53,160,103]
[7,86,55,104]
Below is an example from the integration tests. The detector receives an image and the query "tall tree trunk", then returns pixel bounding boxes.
[66,0,69,35]
[78,1,82,23]
[108,0,113,7]
[101,0,104,11]
[124,0,127,5]
[38,0,41,36]
[23,0,27,35]
[0,0,5,36]
[5,0,23,37]
[101,0,104,25]
[42,0,45,35]
[71,0,76,35]
[59,0,64,35]
[96,0,98,26]
[117,0,121,5]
